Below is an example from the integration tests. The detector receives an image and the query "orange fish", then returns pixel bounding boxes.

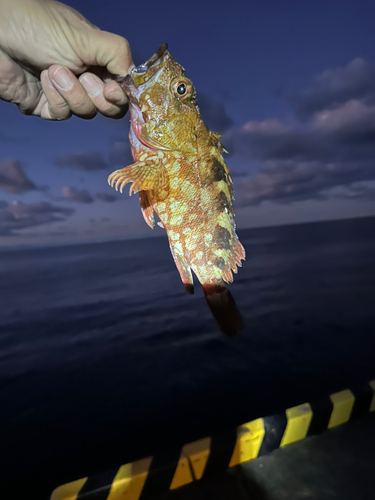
[108,44,246,335]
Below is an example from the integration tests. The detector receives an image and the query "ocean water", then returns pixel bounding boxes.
[1,216,375,493]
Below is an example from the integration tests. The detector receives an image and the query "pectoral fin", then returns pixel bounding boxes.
[108,159,168,195]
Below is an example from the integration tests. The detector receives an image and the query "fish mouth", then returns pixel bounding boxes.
[116,43,169,93]
[130,43,169,78]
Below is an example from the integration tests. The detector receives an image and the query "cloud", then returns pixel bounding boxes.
[0,160,36,193]
[292,58,375,119]
[109,140,133,166]
[235,103,375,205]
[8,200,74,218]
[95,191,117,202]
[42,230,78,237]
[237,158,375,206]
[0,201,8,209]
[233,100,375,164]
[229,58,375,207]
[197,93,233,133]
[35,224,78,238]
[62,186,94,203]
[55,151,108,171]
[334,183,375,202]
[0,201,74,236]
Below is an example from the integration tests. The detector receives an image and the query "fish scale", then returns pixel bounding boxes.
[108,43,245,335]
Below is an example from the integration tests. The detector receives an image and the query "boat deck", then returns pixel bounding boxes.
[160,412,375,500]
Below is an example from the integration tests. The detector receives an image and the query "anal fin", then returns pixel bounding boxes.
[108,158,168,195]
[169,244,194,295]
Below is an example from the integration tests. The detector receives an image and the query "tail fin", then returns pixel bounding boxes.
[202,283,244,336]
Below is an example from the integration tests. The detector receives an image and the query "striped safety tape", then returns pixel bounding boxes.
[51,380,375,500]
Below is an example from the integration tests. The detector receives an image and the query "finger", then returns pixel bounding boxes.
[79,32,133,77]
[103,81,128,106]
[40,70,72,120]
[79,73,128,119]
[49,65,97,119]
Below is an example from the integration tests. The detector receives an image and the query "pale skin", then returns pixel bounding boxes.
[0,0,133,120]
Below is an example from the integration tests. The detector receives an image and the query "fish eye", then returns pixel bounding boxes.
[173,79,193,101]
[176,83,186,96]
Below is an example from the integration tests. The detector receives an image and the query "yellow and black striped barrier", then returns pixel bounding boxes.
[51,380,375,500]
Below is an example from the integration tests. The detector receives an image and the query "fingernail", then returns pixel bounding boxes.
[52,67,73,91]
[80,74,102,97]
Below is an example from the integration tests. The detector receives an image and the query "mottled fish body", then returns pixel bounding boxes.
[108,44,245,335]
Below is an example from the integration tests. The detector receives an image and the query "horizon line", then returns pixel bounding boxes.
[0,214,374,254]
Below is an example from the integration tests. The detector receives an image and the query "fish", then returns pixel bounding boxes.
[108,43,246,336]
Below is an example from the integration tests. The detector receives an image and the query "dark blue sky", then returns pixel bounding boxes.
[1,0,375,246]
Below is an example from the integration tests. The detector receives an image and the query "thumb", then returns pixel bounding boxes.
[81,30,134,77]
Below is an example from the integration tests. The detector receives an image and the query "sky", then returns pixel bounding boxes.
[1,0,375,247]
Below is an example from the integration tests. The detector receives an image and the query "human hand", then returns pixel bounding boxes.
[0,0,133,120]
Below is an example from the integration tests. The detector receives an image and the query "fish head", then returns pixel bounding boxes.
[118,44,201,153]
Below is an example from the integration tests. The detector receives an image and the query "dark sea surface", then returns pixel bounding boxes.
[1,216,375,495]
